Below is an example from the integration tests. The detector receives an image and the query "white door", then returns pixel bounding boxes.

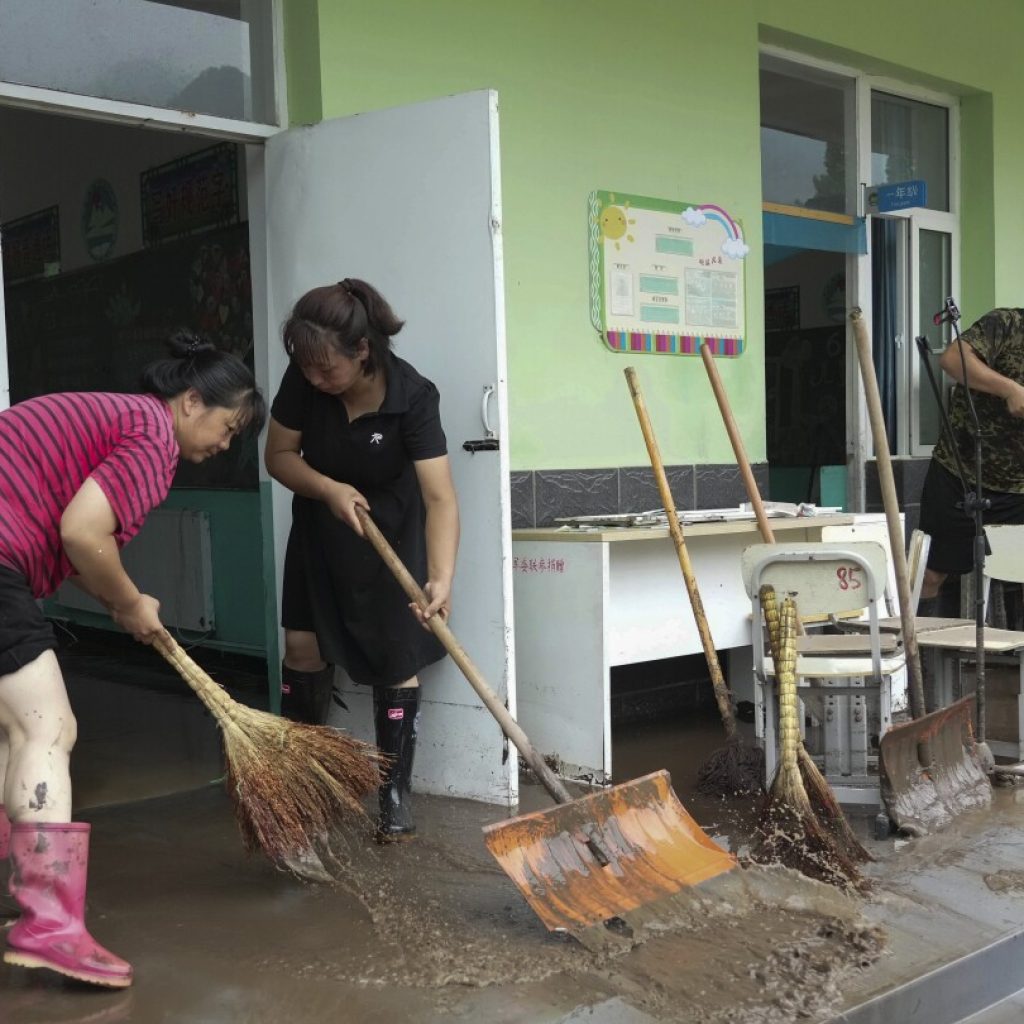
[259,91,515,806]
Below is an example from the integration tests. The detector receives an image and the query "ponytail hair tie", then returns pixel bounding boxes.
[186,339,201,356]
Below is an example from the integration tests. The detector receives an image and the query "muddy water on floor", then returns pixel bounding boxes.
[610,706,762,851]
[2,688,886,1023]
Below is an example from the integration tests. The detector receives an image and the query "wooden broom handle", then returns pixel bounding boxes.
[354,506,576,807]
[624,367,737,740]
[698,345,825,641]
[850,308,927,725]
[701,345,776,545]
[152,632,242,725]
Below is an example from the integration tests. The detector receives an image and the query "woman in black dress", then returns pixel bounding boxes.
[265,279,459,841]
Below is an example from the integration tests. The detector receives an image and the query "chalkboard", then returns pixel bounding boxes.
[3,223,257,489]
[765,325,846,467]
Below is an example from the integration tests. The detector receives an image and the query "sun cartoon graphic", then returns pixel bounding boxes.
[597,195,636,250]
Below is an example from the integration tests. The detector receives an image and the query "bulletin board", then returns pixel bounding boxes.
[589,190,748,356]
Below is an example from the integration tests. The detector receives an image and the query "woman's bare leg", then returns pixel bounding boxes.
[0,651,76,823]
[0,726,8,801]
[283,629,325,672]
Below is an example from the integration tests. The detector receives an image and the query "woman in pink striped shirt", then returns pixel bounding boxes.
[0,330,264,989]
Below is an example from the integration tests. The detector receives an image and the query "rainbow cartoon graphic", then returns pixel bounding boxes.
[682,205,750,260]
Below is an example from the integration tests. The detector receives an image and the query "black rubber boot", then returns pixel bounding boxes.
[373,686,420,842]
[280,663,337,725]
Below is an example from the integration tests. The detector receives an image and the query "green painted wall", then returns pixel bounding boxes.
[282,0,322,125]
[287,0,1024,473]
[160,490,266,654]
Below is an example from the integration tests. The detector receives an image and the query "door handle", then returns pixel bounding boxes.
[463,384,499,452]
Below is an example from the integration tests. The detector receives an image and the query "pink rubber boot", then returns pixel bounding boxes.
[4,822,133,987]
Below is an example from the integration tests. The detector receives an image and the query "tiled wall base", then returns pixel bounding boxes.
[510,463,771,529]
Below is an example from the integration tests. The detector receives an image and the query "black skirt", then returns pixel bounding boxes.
[281,477,445,687]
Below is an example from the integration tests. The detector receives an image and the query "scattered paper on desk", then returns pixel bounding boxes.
[552,503,844,529]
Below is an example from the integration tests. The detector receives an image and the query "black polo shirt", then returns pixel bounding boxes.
[270,353,447,486]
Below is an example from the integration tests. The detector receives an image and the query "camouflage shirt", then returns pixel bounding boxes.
[934,308,1024,493]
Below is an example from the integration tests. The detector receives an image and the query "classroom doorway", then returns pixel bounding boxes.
[0,105,264,807]
[764,245,848,508]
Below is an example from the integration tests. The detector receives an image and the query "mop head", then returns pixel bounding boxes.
[696,737,764,797]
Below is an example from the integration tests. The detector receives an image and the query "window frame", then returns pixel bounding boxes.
[0,0,286,139]
[858,75,960,460]
[760,46,959,508]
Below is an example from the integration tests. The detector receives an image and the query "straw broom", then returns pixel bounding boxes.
[759,587,871,867]
[751,590,864,890]
[154,634,383,873]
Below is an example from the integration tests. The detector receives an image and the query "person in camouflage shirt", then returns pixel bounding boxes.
[920,308,1024,602]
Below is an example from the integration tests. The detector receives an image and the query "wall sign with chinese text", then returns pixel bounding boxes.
[141,143,239,247]
[1,205,60,283]
[863,179,927,215]
[589,190,748,357]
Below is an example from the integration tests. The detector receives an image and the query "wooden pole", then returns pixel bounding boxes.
[849,308,928,735]
[624,366,737,741]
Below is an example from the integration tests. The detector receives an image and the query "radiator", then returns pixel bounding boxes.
[53,508,216,632]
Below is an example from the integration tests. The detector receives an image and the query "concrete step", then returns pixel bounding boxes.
[829,930,1024,1023]
[960,990,1024,1024]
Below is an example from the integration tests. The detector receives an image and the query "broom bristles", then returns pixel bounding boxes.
[753,796,862,890]
[219,707,384,862]
[760,585,871,863]
[696,736,764,797]
[751,591,866,891]
[154,635,384,872]
[798,748,872,865]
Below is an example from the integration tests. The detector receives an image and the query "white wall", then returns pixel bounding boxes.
[0,106,247,273]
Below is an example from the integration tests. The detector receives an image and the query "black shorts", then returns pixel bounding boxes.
[919,460,1024,575]
[0,564,57,677]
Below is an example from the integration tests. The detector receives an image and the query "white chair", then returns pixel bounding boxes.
[742,541,906,806]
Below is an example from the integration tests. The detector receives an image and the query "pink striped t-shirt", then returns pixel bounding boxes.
[0,392,179,598]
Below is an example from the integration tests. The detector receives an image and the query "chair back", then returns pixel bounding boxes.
[985,525,1024,585]
[742,541,888,616]
[741,541,889,680]
[907,529,932,613]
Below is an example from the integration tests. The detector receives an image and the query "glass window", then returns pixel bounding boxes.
[0,0,276,124]
[760,60,856,215]
[871,92,949,212]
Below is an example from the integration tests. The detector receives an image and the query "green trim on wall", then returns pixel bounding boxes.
[961,92,996,319]
[283,0,323,125]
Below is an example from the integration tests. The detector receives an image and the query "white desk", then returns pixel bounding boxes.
[917,625,1024,760]
[511,514,854,783]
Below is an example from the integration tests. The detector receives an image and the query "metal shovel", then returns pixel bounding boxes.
[355,506,737,946]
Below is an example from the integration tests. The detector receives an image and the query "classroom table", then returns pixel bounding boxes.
[511,513,856,783]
